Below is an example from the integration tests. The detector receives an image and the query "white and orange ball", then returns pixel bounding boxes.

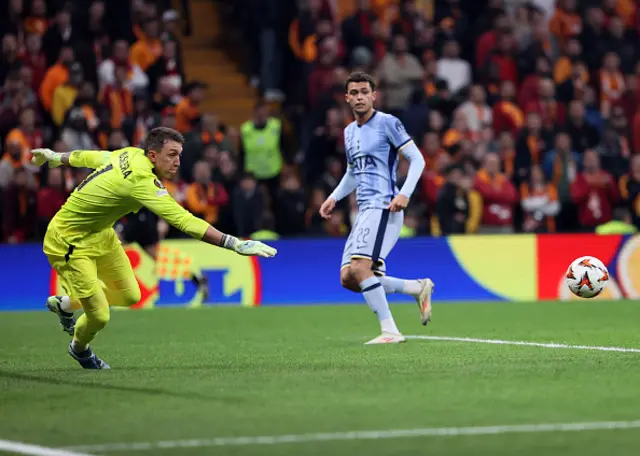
[566,256,610,298]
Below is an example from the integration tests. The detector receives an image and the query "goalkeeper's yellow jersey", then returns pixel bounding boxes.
[45,147,209,257]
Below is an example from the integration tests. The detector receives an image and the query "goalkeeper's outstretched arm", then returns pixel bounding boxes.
[132,176,277,258]
[31,148,111,170]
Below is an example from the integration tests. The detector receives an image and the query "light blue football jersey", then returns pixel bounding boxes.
[344,111,412,210]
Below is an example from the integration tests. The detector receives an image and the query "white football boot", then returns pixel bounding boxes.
[365,332,406,345]
[416,279,435,326]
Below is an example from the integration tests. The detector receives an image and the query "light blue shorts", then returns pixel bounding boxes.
[341,208,403,275]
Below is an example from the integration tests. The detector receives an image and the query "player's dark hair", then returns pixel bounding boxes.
[345,72,376,92]
[142,127,184,155]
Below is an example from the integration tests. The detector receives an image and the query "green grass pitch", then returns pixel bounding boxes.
[1,301,640,455]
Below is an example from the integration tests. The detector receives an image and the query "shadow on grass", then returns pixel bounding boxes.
[0,369,245,403]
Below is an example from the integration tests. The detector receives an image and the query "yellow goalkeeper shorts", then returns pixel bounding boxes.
[44,226,136,300]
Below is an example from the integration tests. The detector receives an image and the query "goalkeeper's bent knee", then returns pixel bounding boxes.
[101,283,141,308]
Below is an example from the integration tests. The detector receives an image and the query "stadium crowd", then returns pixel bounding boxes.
[2,0,640,247]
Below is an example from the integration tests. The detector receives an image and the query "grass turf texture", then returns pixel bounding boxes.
[1,301,640,456]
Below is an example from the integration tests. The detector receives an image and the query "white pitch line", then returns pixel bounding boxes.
[67,420,640,453]
[405,335,640,353]
[0,440,95,456]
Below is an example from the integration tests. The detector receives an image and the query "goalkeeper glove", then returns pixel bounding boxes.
[31,148,63,168]
[235,240,277,258]
[221,235,277,258]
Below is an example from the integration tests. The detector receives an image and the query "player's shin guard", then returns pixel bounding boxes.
[359,276,400,335]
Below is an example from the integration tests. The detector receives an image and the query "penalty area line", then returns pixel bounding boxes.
[66,420,640,452]
[0,439,95,456]
[405,335,640,353]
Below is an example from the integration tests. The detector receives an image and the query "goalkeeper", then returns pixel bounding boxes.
[32,127,277,370]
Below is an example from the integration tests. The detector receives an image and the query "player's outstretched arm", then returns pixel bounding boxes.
[132,176,277,258]
[31,148,111,170]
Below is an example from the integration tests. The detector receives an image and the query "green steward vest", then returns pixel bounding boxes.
[595,220,638,235]
[400,224,416,238]
[249,230,280,241]
[241,118,283,180]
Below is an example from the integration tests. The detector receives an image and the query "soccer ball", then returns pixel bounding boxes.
[565,256,610,298]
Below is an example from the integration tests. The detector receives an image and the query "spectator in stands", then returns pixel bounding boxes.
[305,186,328,236]
[130,18,162,72]
[580,6,607,72]
[39,45,73,114]
[519,56,548,107]
[36,167,66,237]
[485,29,518,87]
[99,65,134,131]
[0,140,36,189]
[0,33,19,84]
[619,154,640,229]
[82,1,110,75]
[232,172,263,237]
[305,106,344,186]
[147,39,182,98]
[534,80,567,131]
[19,33,47,92]
[474,152,517,234]
[606,16,637,74]
[518,19,552,78]
[597,126,630,179]
[375,33,423,115]
[492,80,523,139]
[422,152,450,231]
[175,81,205,133]
[275,172,306,237]
[0,73,28,139]
[98,39,148,92]
[308,36,340,111]
[566,100,600,154]
[442,109,471,153]
[5,106,43,166]
[107,129,129,149]
[51,62,83,127]
[184,160,229,226]
[599,51,625,119]
[456,84,491,142]
[42,7,77,67]
[1,0,24,39]
[570,149,618,231]
[497,131,516,178]
[17,65,37,107]
[60,107,96,151]
[24,0,49,37]
[513,111,551,185]
[543,132,580,231]
[341,0,377,64]
[549,0,582,50]
[520,165,560,233]
[305,187,327,236]
[475,8,510,72]
[554,38,582,85]
[557,59,589,104]
[435,165,479,235]
[437,39,470,96]
[421,131,446,171]
[2,167,36,243]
